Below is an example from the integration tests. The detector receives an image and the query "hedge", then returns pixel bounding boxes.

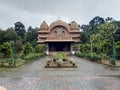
[24,53,45,60]
[75,52,103,62]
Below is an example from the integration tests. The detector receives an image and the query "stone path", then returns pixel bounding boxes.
[0,56,120,90]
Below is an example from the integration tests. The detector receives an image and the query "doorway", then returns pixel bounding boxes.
[48,42,71,52]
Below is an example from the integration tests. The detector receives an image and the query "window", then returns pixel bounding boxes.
[62,31,65,36]
[54,31,57,36]
[57,28,62,33]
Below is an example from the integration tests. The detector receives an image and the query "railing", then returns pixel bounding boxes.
[47,36,73,40]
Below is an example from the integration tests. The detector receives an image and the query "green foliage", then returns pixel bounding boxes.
[80,16,105,43]
[23,42,33,55]
[16,40,23,53]
[116,41,120,59]
[98,22,118,40]
[24,53,45,60]
[1,42,13,58]
[114,21,120,42]
[89,22,118,57]
[0,28,20,44]
[75,52,85,57]
[89,16,105,28]
[0,24,45,67]
[72,45,79,51]
[91,54,101,62]
[80,43,90,53]
[56,59,64,65]
[0,58,14,67]
[14,22,26,39]
[75,52,102,62]
[24,26,38,47]
[100,53,109,60]
[0,45,2,58]
[80,32,89,43]
[54,52,67,59]
[6,58,14,66]
[75,18,120,61]
[35,44,47,53]
[101,41,112,55]
[50,53,77,67]
[79,19,119,61]
[10,40,23,53]
[84,53,92,58]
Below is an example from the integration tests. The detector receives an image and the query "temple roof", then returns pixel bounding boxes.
[39,20,80,32]
[49,20,71,31]
[40,21,49,30]
[70,21,79,30]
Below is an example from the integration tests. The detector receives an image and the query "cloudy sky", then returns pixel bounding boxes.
[0,0,120,30]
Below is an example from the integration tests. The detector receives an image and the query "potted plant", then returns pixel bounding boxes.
[47,59,51,66]
[56,59,64,67]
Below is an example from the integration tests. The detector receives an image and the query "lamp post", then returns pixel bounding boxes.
[90,36,93,59]
[13,39,16,66]
[111,31,116,66]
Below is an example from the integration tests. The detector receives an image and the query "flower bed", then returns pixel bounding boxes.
[45,52,77,68]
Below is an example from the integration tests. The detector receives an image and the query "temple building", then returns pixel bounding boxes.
[37,20,81,55]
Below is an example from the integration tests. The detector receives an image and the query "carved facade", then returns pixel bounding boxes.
[37,20,81,55]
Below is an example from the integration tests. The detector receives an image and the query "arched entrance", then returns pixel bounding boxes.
[49,42,71,52]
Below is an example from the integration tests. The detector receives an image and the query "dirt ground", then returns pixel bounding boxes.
[102,59,120,67]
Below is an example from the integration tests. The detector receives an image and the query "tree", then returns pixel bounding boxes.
[80,24,90,32]
[5,28,19,40]
[89,16,105,36]
[1,42,13,58]
[115,41,120,59]
[0,28,19,44]
[114,21,120,42]
[89,16,105,28]
[80,32,89,43]
[23,42,33,55]
[24,26,38,47]
[91,22,118,56]
[105,17,113,22]
[14,22,26,39]
[15,40,22,53]
[35,44,47,53]
[98,22,117,40]
[80,16,105,43]
[0,29,5,44]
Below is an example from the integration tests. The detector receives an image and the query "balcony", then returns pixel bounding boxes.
[45,36,74,42]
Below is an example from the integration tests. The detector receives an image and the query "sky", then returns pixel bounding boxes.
[0,0,120,30]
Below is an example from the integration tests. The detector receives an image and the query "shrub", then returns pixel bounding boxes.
[75,52,102,62]
[54,52,66,60]
[23,42,33,55]
[80,43,90,53]
[24,53,45,60]
[1,42,13,58]
[116,41,120,59]
[7,58,14,66]
[84,53,91,58]
[75,52,85,57]
[35,44,47,53]
[69,58,75,64]
[16,40,23,53]
[72,45,79,51]
[56,59,64,66]
[90,53,102,62]
[100,53,109,59]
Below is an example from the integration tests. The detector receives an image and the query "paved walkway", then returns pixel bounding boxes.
[0,56,120,90]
